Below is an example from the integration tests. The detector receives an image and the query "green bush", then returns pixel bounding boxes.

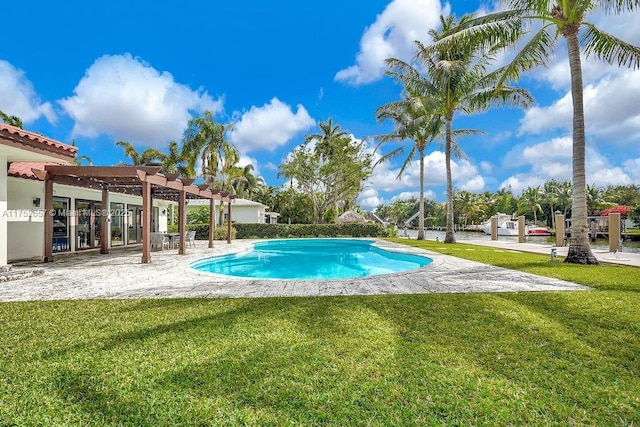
[234,223,388,239]
[166,224,236,240]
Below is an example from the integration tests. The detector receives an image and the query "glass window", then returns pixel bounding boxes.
[52,197,70,252]
[110,202,125,246]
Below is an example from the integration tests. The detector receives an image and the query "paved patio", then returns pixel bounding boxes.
[0,239,589,302]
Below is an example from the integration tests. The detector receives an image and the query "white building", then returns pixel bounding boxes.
[186,198,280,224]
[1,124,174,264]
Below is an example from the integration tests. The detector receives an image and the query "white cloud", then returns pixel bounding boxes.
[237,154,261,178]
[360,148,485,207]
[228,98,315,153]
[58,53,221,147]
[498,175,546,194]
[357,187,383,210]
[623,158,640,182]
[0,60,56,124]
[498,137,634,194]
[335,0,446,86]
[480,161,493,174]
[459,175,485,192]
[519,69,640,145]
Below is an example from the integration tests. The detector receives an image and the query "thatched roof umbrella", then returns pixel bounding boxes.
[336,210,366,223]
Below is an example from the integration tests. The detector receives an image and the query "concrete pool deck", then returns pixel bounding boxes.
[0,239,590,302]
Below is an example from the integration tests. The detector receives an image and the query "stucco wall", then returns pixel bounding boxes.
[6,178,173,261]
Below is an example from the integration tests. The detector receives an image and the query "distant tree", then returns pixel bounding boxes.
[518,186,543,225]
[161,141,189,176]
[303,118,348,161]
[630,204,640,227]
[586,184,614,214]
[181,110,236,187]
[455,190,486,227]
[603,185,640,207]
[279,135,372,223]
[230,164,263,199]
[71,139,93,166]
[0,110,23,128]
[116,141,166,166]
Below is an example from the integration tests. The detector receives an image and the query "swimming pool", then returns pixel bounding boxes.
[191,238,432,280]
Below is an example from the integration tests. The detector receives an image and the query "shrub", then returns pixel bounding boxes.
[166,224,236,240]
[234,223,388,239]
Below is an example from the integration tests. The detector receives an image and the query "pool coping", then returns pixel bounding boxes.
[0,239,589,302]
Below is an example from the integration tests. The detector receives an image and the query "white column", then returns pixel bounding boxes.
[0,155,8,266]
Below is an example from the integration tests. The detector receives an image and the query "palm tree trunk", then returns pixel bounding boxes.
[417,148,425,240]
[444,115,456,243]
[564,29,598,264]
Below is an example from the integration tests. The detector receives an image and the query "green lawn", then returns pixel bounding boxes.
[1,240,638,426]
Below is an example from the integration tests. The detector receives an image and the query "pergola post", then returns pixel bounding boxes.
[178,190,186,254]
[141,180,151,263]
[42,178,54,262]
[209,197,215,248]
[227,200,232,244]
[100,188,109,254]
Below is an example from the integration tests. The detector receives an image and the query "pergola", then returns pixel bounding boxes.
[31,165,236,263]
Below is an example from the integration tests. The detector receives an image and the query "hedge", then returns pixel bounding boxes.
[167,224,236,240]
[233,223,389,239]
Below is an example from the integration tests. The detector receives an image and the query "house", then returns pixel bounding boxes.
[1,123,232,265]
[185,197,279,224]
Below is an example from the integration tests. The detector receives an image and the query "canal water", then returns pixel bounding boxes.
[401,229,640,254]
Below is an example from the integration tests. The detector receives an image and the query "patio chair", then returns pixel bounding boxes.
[150,232,169,250]
[186,230,196,248]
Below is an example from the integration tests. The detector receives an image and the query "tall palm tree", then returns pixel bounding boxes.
[416,14,533,243]
[116,140,166,166]
[181,110,236,187]
[0,110,23,128]
[439,1,640,262]
[375,85,441,240]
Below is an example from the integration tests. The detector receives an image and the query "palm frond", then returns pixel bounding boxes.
[582,23,640,68]
[494,25,557,87]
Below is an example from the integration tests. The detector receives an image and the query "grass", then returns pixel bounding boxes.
[1,241,639,425]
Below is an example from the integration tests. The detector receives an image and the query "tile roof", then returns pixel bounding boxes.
[0,123,77,158]
[7,162,66,180]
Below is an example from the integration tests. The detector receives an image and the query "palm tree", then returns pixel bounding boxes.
[586,184,614,214]
[558,180,573,217]
[518,186,543,225]
[440,1,640,262]
[0,110,23,128]
[455,190,487,228]
[230,163,263,199]
[415,14,533,243]
[70,139,93,166]
[161,141,189,176]
[375,85,441,240]
[543,180,560,229]
[304,118,347,161]
[116,141,166,166]
[181,110,236,187]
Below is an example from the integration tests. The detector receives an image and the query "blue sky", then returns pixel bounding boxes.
[1,0,639,208]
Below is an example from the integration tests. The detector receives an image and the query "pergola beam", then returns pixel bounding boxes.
[27,165,230,263]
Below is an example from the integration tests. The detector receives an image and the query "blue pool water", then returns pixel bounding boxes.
[191,239,432,279]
